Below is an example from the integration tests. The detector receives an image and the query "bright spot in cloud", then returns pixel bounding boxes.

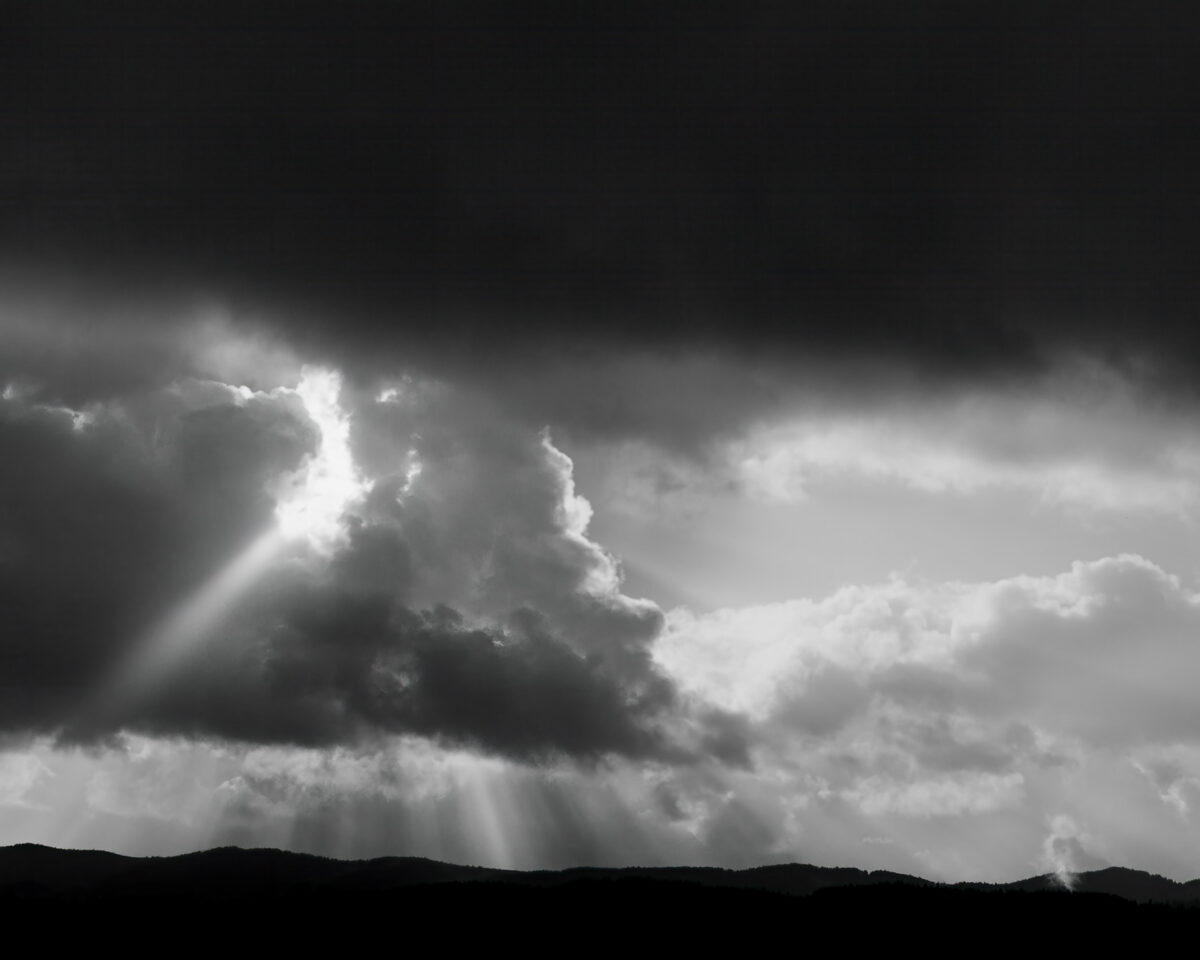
[401,448,423,497]
[275,366,369,552]
[1,381,95,431]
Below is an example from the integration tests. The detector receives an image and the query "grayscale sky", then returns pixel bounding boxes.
[4,2,1200,884]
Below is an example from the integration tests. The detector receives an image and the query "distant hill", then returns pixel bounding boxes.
[3,844,1198,949]
[3,843,1198,903]
[980,864,1200,903]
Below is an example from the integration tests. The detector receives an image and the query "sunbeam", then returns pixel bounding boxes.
[77,365,367,731]
[85,526,287,725]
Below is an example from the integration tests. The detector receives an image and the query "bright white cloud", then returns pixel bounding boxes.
[844,772,1026,818]
[274,366,370,552]
[734,409,1200,514]
[648,554,1200,878]
[661,554,1200,750]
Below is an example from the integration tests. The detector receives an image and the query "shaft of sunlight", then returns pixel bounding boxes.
[79,365,367,731]
[88,526,287,720]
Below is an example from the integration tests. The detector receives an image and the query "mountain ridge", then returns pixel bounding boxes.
[4,842,1198,905]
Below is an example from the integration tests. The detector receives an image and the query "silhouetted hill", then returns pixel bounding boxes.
[3,844,1198,950]
[0,843,945,899]
[6,843,1200,903]
[992,864,1200,903]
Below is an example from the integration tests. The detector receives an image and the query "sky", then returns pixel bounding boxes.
[4,2,1200,884]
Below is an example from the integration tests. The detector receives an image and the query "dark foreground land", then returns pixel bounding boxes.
[2,844,1198,950]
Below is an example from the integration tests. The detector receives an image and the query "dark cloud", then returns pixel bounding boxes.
[116,576,678,762]
[233,581,675,760]
[6,2,1200,387]
[0,368,693,763]
[0,384,310,728]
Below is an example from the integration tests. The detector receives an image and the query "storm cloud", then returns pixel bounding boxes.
[0,337,688,762]
[8,2,1200,392]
